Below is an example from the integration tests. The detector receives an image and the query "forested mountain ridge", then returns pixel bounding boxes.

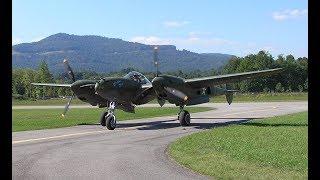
[12,33,233,73]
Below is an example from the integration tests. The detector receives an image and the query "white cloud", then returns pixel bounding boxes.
[272,9,308,21]
[163,20,190,28]
[12,37,22,45]
[12,36,45,45]
[130,36,171,45]
[130,35,235,49]
[188,31,213,37]
[31,37,44,42]
[130,35,301,57]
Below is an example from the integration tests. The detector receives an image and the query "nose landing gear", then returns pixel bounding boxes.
[100,102,117,130]
[178,106,191,126]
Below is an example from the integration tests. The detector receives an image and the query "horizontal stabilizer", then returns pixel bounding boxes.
[31,83,72,87]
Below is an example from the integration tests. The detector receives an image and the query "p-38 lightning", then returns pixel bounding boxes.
[32,47,282,130]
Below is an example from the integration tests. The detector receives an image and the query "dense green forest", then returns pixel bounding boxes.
[12,50,308,100]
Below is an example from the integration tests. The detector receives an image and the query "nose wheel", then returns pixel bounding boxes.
[100,102,117,130]
[178,106,191,126]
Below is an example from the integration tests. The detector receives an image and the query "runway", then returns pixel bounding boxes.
[12,102,307,180]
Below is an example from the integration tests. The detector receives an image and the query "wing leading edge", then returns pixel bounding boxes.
[185,68,282,88]
[31,83,72,87]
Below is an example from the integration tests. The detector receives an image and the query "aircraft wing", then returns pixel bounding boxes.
[185,68,282,88]
[31,83,72,87]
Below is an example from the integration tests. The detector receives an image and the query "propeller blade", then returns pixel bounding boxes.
[164,87,188,101]
[157,98,165,107]
[153,46,159,77]
[61,95,74,117]
[63,59,75,82]
[226,92,233,105]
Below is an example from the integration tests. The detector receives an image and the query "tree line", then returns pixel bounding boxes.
[220,51,308,92]
[12,61,72,100]
[12,50,308,100]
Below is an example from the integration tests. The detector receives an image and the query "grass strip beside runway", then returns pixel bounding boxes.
[12,92,308,106]
[210,92,307,102]
[169,111,308,179]
[12,107,212,132]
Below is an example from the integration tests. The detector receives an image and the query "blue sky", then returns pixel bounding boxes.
[13,0,308,58]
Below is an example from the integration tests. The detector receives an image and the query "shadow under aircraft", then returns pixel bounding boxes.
[32,47,282,130]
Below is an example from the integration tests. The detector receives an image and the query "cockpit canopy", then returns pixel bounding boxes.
[124,71,152,85]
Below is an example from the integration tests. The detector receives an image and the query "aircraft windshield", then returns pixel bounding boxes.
[124,71,151,85]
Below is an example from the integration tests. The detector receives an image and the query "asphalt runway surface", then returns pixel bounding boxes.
[12,102,307,180]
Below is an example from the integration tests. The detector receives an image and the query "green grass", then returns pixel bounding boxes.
[12,92,308,106]
[169,111,308,179]
[12,98,87,105]
[12,107,212,132]
[211,92,308,102]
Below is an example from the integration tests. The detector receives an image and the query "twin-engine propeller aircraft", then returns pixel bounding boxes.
[32,47,282,130]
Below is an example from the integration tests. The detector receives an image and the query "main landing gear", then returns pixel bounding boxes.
[178,106,191,126]
[100,102,117,130]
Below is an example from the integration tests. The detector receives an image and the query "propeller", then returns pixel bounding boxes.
[157,98,165,107]
[61,59,75,117]
[61,95,74,117]
[151,47,189,106]
[63,59,75,82]
[153,46,160,77]
[153,46,164,106]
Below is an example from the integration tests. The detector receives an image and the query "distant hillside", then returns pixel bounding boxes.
[12,33,233,74]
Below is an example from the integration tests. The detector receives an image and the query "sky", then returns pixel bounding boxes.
[13,0,308,58]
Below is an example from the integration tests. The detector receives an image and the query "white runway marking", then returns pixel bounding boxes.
[12,130,106,144]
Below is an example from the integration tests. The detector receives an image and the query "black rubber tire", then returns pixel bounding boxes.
[106,115,116,130]
[100,111,108,126]
[178,110,190,126]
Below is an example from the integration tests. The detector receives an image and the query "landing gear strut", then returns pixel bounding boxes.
[100,102,117,130]
[178,105,190,126]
